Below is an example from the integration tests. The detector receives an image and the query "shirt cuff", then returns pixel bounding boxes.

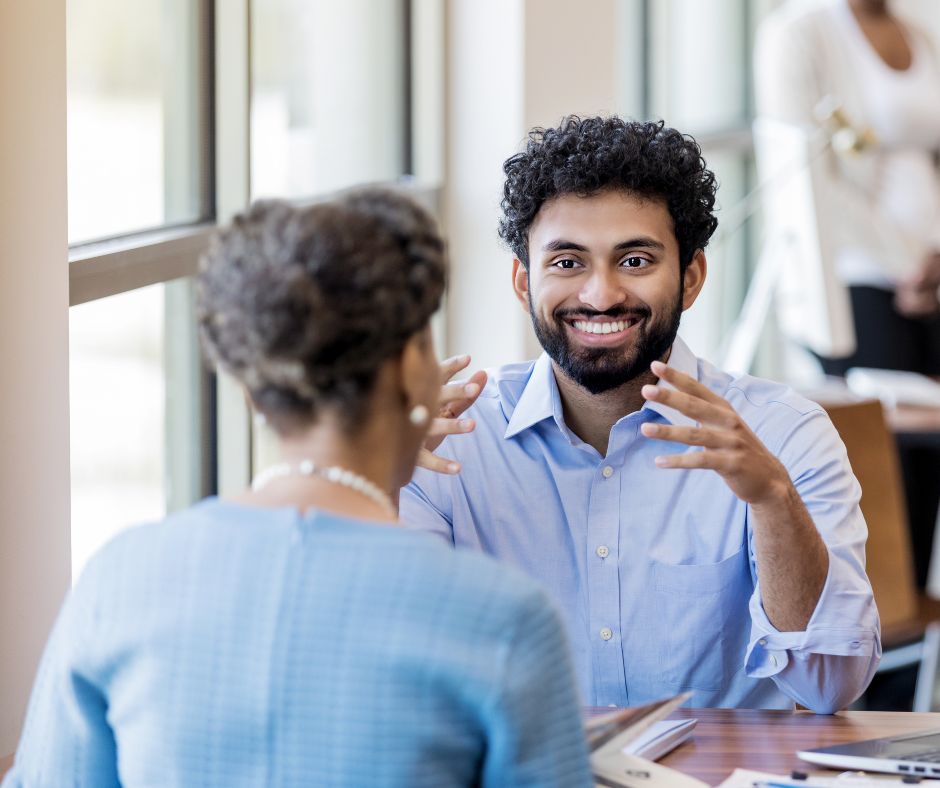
[744,557,878,679]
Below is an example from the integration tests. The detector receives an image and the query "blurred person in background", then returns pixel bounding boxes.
[2,190,591,788]
[756,0,940,594]
[756,0,940,374]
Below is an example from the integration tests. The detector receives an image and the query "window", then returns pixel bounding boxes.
[67,0,211,243]
[624,0,787,369]
[67,0,213,578]
[69,280,208,577]
[66,0,417,576]
[250,0,408,200]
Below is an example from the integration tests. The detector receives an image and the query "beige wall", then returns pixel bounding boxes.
[0,0,71,756]
[523,0,620,130]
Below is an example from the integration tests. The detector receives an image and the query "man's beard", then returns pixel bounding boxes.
[528,289,684,395]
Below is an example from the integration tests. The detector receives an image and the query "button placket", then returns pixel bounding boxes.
[586,453,626,704]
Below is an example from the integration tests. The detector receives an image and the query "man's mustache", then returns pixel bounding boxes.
[554,306,651,322]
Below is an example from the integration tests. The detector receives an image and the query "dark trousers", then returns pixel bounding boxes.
[817,286,940,377]
[818,286,940,588]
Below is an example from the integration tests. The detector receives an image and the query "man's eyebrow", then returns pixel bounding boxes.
[613,237,666,252]
[541,237,666,254]
[542,239,589,253]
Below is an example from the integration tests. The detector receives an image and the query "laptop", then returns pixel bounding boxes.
[798,730,940,776]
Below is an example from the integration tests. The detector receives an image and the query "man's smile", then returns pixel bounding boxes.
[564,315,642,346]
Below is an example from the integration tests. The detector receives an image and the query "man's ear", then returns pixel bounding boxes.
[512,258,531,313]
[681,250,707,311]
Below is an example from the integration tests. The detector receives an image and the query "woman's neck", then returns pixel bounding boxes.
[231,420,403,524]
[848,0,889,18]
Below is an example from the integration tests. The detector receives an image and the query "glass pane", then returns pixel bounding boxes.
[251,0,406,199]
[67,0,207,243]
[647,0,747,132]
[678,151,749,361]
[70,284,165,577]
[70,280,205,580]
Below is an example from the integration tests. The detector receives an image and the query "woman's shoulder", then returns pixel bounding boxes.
[72,498,272,587]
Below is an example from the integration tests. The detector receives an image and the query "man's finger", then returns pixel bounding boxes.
[640,422,738,449]
[440,354,472,384]
[439,370,488,416]
[652,448,730,471]
[440,380,480,405]
[641,385,738,429]
[416,448,461,475]
[650,360,726,406]
[426,417,475,438]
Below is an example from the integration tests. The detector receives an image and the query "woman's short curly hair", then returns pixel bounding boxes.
[499,116,719,271]
[197,188,446,431]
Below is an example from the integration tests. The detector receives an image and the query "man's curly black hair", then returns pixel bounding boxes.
[499,116,719,272]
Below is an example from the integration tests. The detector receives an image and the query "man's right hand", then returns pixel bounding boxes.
[417,355,487,475]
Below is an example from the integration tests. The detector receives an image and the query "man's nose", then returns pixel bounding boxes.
[579,269,625,312]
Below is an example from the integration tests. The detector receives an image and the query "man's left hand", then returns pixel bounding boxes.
[639,360,791,506]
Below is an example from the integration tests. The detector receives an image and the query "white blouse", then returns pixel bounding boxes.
[756,0,940,289]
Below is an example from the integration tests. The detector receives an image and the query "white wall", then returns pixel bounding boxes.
[443,0,528,369]
[896,0,940,46]
[0,0,71,756]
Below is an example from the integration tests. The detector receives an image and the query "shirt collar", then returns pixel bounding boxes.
[641,335,699,428]
[503,336,700,439]
[504,354,561,439]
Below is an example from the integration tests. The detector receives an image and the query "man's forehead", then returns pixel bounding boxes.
[529,189,675,247]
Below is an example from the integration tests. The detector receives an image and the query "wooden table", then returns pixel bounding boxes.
[4,709,939,785]
[656,708,940,785]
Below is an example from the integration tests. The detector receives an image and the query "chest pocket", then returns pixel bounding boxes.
[646,548,752,693]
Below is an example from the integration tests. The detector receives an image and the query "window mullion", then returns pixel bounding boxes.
[213,0,253,495]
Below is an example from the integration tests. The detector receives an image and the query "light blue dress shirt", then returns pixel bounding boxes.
[402,337,882,712]
[3,500,592,787]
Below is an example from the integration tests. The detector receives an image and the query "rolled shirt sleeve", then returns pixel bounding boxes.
[743,407,881,713]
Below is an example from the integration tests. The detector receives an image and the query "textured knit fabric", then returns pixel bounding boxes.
[401,337,881,713]
[3,499,592,787]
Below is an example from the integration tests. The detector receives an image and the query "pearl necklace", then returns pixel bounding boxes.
[251,459,398,520]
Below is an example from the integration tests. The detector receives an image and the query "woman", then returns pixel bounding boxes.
[756,0,940,374]
[3,191,592,787]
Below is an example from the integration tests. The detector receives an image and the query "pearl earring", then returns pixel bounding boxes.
[254,412,267,428]
[409,404,430,427]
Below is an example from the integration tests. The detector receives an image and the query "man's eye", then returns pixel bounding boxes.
[622,256,650,269]
[552,258,581,270]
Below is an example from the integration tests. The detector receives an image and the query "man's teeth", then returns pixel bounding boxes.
[572,319,634,334]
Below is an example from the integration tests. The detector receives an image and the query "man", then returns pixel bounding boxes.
[402,117,880,712]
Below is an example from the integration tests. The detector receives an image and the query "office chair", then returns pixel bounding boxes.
[822,399,940,711]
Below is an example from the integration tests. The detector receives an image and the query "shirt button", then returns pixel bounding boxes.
[600,627,613,641]
[596,545,610,558]
[602,466,614,478]
[758,638,767,647]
